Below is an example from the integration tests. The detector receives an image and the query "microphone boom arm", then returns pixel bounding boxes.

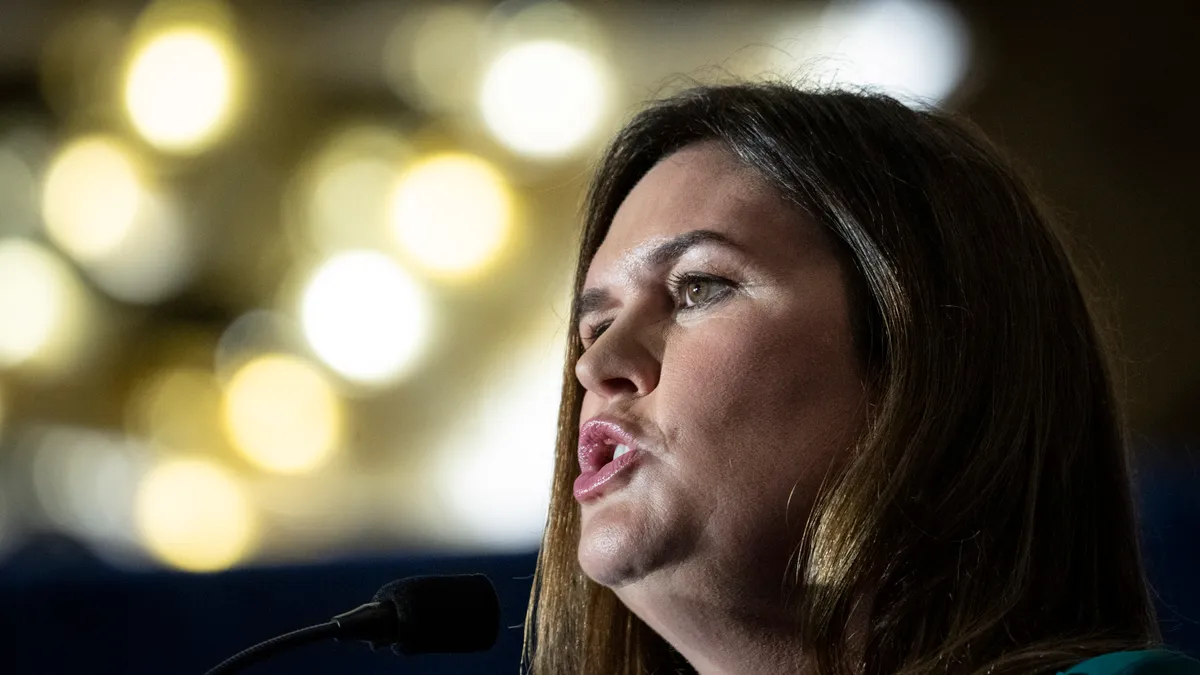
[203,622,340,675]
[200,574,499,673]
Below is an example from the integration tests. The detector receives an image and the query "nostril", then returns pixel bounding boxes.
[601,377,640,396]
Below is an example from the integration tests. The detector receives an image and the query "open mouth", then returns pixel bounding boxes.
[575,418,645,501]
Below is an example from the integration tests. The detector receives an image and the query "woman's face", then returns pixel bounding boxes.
[574,142,868,602]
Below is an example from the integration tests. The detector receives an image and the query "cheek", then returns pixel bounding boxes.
[660,313,862,481]
[663,316,839,425]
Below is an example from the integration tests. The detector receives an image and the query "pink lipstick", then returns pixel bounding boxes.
[574,419,644,502]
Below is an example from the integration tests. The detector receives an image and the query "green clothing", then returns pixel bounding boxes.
[1062,650,1200,674]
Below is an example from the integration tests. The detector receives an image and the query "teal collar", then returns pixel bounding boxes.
[1061,650,1197,675]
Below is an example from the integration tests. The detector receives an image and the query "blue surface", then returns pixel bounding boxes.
[1137,447,1200,655]
[0,548,538,674]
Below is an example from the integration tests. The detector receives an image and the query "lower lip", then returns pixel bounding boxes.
[574,448,641,502]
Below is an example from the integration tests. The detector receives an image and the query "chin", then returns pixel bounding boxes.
[578,518,649,588]
[577,498,692,589]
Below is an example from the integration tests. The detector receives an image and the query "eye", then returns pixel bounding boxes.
[577,273,735,348]
[668,272,735,309]
[580,319,612,347]
[680,277,716,307]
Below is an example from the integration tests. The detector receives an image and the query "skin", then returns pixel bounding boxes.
[574,141,869,674]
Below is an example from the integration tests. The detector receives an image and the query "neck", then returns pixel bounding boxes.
[617,565,813,675]
[616,564,869,675]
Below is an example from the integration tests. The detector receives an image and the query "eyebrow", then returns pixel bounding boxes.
[575,229,745,320]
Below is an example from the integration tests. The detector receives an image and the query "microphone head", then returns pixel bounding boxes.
[373,574,500,655]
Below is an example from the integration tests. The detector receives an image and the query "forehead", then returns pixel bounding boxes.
[586,142,820,280]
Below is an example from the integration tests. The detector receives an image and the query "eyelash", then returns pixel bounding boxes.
[579,272,737,345]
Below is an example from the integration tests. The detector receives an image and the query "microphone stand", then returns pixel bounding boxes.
[204,622,340,675]
[201,574,498,674]
[203,601,397,675]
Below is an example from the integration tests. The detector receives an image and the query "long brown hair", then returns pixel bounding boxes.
[522,82,1160,675]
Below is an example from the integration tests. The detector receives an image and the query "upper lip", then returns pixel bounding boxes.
[578,417,642,473]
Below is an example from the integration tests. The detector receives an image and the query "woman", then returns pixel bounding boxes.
[521,83,1196,674]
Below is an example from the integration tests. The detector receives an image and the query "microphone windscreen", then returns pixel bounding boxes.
[373,574,500,655]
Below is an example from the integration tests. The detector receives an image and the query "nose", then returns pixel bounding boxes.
[574,317,660,400]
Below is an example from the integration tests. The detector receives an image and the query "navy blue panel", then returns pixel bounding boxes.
[0,549,537,675]
[1136,447,1200,655]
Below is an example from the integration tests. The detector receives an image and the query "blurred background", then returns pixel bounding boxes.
[0,0,1195,673]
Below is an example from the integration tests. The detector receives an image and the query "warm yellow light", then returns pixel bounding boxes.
[382,5,486,114]
[223,354,342,474]
[214,309,299,381]
[135,457,254,572]
[30,426,146,541]
[287,125,412,256]
[124,26,238,152]
[127,367,226,454]
[299,251,430,386]
[84,191,195,304]
[0,240,79,368]
[0,382,7,442]
[389,154,512,277]
[433,317,563,548]
[314,159,394,236]
[41,135,192,303]
[0,146,39,239]
[480,40,608,158]
[42,136,142,263]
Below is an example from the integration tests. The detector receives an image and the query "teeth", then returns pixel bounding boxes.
[612,444,631,460]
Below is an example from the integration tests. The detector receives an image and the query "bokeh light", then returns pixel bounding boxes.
[0,142,40,239]
[222,354,342,474]
[81,190,195,304]
[0,240,87,370]
[126,367,227,454]
[383,4,487,114]
[290,125,412,256]
[215,310,306,382]
[29,426,148,544]
[41,135,193,304]
[134,457,255,572]
[0,382,7,442]
[0,0,990,572]
[299,251,431,386]
[434,319,563,548]
[311,159,397,248]
[124,26,240,152]
[41,135,142,263]
[773,0,970,106]
[480,40,609,158]
[491,1,604,41]
[389,153,512,277]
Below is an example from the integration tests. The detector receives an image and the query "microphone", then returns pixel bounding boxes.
[203,573,500,675]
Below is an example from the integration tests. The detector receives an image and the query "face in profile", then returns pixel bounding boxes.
[573,141,868,610]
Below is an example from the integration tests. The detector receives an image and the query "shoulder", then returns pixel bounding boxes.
[1061,650,1200,675]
